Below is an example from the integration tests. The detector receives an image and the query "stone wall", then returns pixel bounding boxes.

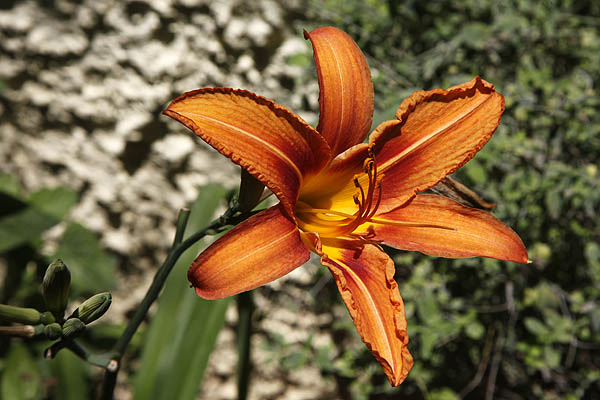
[1,0,338,398]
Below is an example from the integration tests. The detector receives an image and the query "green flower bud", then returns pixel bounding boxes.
[42,259,71,320]
[0,304,42,324]
[71,292,111,324]
[40,311,56,325]
[43,323,62,340]
[62,318,85,339]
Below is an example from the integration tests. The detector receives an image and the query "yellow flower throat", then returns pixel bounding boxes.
[296,150,382,238]
[295,149,456,239]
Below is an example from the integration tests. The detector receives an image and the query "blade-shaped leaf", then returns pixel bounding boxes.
[0,207,57,253]
[0,172,21,197]
[133,184,231,400]
[1,342,42,400]
[53,222,116,294]
[28,187,79,220]
[0,185,79,254]
[47,350,90,400]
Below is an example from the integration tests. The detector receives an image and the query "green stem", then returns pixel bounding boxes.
[66,340,113,369]
[44,338,110,370]
[111,214,216,357]
[172,208,190,247]
[99,205,257,400]
[236,291,254,400]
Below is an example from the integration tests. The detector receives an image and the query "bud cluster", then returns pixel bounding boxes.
[0,259,112,342]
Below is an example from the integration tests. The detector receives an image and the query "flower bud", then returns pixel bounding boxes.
[0,304,43,324]
[43,323,62,340]
[42,259,71,320]
[71,292,111,324]
[40,311,56,325]
[62,318,85,339]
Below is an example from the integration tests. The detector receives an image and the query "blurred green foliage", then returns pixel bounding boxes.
[0,179,230,399]
[133,184,230,400]
[0,174,116,300]
[0,174,118,398]
[298,0,600,398]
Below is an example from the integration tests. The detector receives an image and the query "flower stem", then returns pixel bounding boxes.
[236,290,254,400]
[99,204,258,400]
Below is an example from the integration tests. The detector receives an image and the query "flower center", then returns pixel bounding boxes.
[296,147,383,238]
[295,146,457,239]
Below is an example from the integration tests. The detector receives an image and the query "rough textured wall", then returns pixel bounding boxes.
[1,0,337,398]
[0,0,318,266]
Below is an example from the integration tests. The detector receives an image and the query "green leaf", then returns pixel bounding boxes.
[543,346,561,369]
[464,160,487,185]
[53,222,116,293]
[465,321,485,340]
[1,342,42,400]
[0,172,21,197]
[417,288,439,319]
[545,188,562,219]
[0,186,78,253]
[286,52,311,67]
[430,387,460,400]
[459,22,492,49]
[524,317,549,337]
[28,187,79,220]
[133,184,231,400]
[48,350,90,400]
[419,327,438,359]
[0,207,57,253]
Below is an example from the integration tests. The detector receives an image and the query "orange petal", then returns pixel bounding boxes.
[189,205,310,300]
[370,77,505,213]
[305,27,374,156]
[358,194,529,263]
[164,88,331,217]
[320,239,413,386]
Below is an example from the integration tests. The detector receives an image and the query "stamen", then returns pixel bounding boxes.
[365,183,382,220]
[296,207,363,220]
[354,176,366,209]
[298,206,456,232]
[298,147,429,238]
[368,218,457,231]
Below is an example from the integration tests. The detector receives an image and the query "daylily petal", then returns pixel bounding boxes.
[164,88,331,217]
[305,27,374,156]
[189,205,310,300]
[320,239,413,386]
[370,77,505,213]
[357,194,529,263]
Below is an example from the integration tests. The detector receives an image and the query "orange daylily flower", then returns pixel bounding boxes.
[163,26,528,386]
